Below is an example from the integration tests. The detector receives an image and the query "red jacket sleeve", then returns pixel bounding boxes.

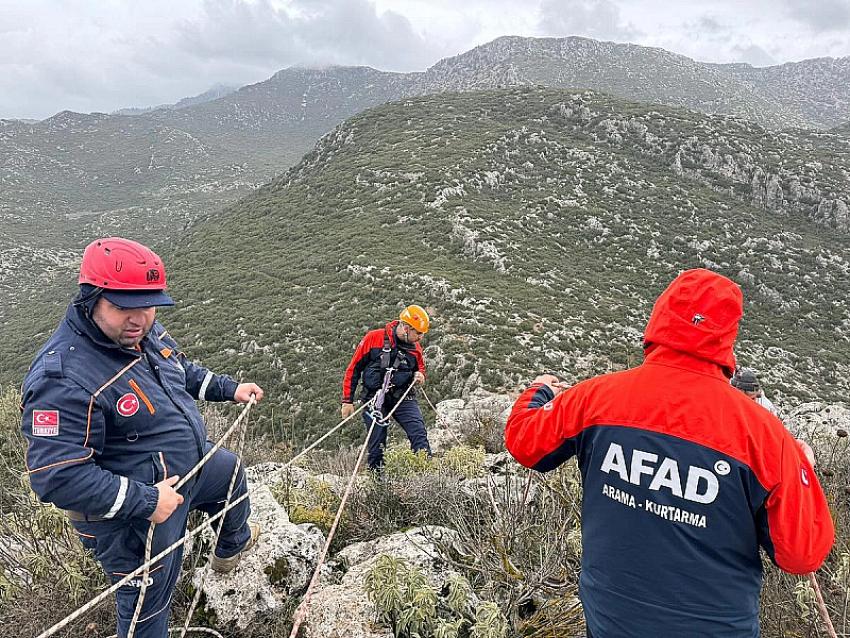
[763,436,834,573]
[505,383,587,472]
[342,332,377,403]
[414,343,426,378]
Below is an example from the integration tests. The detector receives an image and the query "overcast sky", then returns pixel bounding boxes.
[2,0,849,120]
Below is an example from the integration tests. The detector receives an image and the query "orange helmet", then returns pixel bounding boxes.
[399,305,430,333]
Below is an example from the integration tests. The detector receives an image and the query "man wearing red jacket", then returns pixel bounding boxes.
[505,269,834,638]
[342,305,431,471]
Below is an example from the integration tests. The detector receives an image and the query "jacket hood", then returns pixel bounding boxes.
[643,269,743,376]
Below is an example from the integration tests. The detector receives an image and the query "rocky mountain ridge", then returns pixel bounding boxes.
[112,83,239,116]
[4,35,850,322]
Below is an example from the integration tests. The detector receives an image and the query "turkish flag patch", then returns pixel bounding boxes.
[32,410,60,436]
[117,393,140,417]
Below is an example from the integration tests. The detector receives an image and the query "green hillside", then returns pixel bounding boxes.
[4,88,850,445]
[5,37,850,323]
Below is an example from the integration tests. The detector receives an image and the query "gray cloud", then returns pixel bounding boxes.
[732,44,778,67]
[2,0,850,120]
[0,0,443,119]
[537,0,641,42]
[177,0,437,72]
[782,0,850,33]
[696,16,725,35]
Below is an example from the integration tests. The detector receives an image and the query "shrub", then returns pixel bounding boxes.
[384,446,433,479]
[364,554,471,638]
[439,445,486,479]
[274,477,345,536]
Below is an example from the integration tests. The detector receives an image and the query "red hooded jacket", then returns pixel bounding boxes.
[505,269,834,638]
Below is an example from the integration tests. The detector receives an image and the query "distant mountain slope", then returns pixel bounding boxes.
[0,67,412,317]
[113,83,239,116]
[148,66,412,160]
[416,36,806,129]
[6,88,846,442]
[4,36,850,323]
[0,110,259,316]
[717,57,850,130]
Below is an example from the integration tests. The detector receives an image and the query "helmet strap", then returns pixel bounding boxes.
[73,285,104,308]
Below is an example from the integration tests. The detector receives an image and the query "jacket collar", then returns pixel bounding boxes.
[385,320,414,351]
[64,303,143,357]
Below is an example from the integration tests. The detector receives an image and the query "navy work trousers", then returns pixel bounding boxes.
[72,443,252,638]
[363,395,431,470]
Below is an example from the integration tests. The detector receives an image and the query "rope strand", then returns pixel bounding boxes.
[808,572,838,638]
[34,395,371,638]
[288,411,380,637]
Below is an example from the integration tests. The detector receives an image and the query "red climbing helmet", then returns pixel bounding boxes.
[78,237,174,308]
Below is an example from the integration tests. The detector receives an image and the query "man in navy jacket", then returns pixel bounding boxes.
[21,237,264,638]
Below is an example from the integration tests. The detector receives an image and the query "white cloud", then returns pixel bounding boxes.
[537,0,641,42]
[1,0,849,120]
[782,0,850,33]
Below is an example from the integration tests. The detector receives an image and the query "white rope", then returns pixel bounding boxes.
[286,384,418,636]
[127,520,156,638]
[127,395,257,638]
[808,572,838,638]
[284,396,375,468]
[179,404,251,638]
[374,382,416,423]
[34,396,372,638]
[288,410,380,637]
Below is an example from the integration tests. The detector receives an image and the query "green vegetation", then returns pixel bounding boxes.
[136,89,850,443]
[364,555,510,638]
[5,88,850,446]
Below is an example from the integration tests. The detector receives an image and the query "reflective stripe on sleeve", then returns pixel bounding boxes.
[198,371,214,401]
[103,476,129,519]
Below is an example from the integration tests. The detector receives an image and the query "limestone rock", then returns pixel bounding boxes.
[245,462,312,492]
[431,388,513,453]
[194,484,325,629]
[303,526,464,638]
[786,402,850,450]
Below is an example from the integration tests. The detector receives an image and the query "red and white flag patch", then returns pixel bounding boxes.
[32,410,60,436]
[117,393,140,417]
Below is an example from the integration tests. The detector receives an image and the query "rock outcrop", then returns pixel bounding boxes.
[303,526,467,638]
[194,484,325,629]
